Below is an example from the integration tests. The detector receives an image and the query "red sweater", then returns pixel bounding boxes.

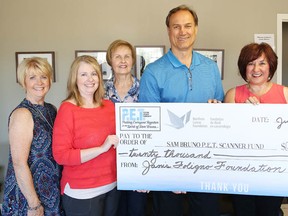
[52,100,116,194]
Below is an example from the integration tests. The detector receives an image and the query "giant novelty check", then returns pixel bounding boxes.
[116,103,288,196]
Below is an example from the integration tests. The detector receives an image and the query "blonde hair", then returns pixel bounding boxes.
[17,57,53,89]
[66,55,104,106]
[106,39,136,66]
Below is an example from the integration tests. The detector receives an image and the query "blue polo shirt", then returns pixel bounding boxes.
[139,49,224,103]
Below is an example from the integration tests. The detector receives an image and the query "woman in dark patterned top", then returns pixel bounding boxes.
[2,57,63,216]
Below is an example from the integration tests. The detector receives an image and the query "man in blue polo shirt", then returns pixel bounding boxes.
[139,4,224,216]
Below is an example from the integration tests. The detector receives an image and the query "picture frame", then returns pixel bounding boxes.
[194,49,225,80]
[135,45,165,79]
[75,50,114,81]
[15,51,56,82]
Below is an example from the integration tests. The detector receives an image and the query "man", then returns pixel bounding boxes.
[139,5,224,216]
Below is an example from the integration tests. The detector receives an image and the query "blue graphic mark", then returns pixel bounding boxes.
[122,108,144,121]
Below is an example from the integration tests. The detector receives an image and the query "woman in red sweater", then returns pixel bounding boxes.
[52,55,120,216]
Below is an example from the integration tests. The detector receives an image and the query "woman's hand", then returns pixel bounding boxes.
[80,135,119,163]
[208,99,222,103]
[101,135,119,152]
[27,204,44,216]
[245,96,260,105]
[173,191,187,194]
[135,190,150,193]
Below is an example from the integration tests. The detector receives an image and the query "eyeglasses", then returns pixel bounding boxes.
[187,69,192,90]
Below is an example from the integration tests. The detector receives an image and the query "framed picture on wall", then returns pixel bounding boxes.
[135,45,165,79]
[75,50,113,81]
[15,51,56,82]
[194,49,224,80]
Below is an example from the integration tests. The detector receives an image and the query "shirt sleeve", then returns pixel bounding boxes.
[212,63,225,101]
[139,67,161,102]
[52,103,81,166]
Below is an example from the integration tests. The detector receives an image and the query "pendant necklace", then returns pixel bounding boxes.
[34,106,53,130]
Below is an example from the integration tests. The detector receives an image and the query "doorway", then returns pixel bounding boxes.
[277,14,288,85]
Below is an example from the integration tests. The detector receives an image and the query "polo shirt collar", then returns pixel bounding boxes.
[167,49,201,69]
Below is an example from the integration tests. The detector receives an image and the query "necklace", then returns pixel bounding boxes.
[33,105,53,130]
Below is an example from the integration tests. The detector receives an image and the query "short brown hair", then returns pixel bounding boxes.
[166,5,198,27]
[66,55,104,106]
[17,57,53,89]
[238,43,277,81]
[106,39,136,66]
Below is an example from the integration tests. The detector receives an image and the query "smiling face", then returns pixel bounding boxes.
[246,53,270,85]
[111,45,133,76]
[76,61,99,99]
[25,68,50,104]
[167,10,198,54]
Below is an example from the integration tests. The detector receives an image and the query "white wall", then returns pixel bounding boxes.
[1,0,288,201]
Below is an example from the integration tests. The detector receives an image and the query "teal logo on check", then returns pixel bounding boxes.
[167,110,191,129]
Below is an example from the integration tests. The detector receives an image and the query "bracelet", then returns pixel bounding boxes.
[27,202,42,211]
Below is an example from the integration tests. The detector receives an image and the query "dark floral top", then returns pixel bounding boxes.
[2,99,64,216]
[104,75,140,103]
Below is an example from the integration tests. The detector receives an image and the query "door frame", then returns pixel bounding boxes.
[277,14,288,84]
